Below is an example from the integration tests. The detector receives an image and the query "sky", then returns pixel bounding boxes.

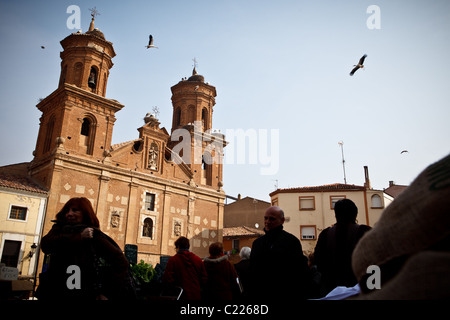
[0,0,449,202]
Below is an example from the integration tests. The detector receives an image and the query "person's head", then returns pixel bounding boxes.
[209,242,224,257]
[55,197,100,227]
[175,236,190,251]
[334,199,358,224]
[239,247,251,260]
[264,206,285,231]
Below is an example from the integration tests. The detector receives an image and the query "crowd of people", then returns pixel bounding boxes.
[162,202,369,301]
[35,154,450,300]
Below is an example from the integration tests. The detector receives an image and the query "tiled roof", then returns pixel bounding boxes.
[223,226,264,238]
[111,139,138,151]
[270,183,366,196]
[384,184,408,198]
[0,172,48,195]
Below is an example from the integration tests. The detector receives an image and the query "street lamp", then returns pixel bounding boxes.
[27,243,37,259]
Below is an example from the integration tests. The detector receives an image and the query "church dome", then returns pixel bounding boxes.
[187,74,205,82]
[86,28,105,40]
[187,67,204,82]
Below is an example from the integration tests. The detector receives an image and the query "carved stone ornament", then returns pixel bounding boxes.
[110,211,120,228]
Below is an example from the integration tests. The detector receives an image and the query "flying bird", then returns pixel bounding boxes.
[41,46,45,49]
[400,150,409,154]
[349,54,367,76]
[146,35,158,49]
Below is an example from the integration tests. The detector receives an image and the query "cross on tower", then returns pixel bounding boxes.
[152,106,160,119]
[192,57,198,70]
[89,7,100,19]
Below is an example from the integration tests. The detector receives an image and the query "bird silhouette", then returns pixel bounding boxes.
[41,46,45,49]
[146,35,158,49]
[349,54,367,76]
[400,150,409,154]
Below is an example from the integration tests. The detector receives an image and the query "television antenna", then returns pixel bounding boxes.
[338,141,347,184]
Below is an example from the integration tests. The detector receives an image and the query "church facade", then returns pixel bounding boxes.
[28,18,227,266]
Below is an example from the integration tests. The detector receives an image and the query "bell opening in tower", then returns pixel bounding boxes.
[88,67,97,89]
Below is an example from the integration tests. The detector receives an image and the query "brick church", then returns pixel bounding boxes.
[12,16,227,266]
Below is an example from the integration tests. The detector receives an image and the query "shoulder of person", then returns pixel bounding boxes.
[356,224,372,234]
[282,229,301,242]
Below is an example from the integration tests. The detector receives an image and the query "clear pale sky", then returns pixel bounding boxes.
[1,0,449,202]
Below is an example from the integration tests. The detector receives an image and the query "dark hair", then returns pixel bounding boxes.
[175,236,190,250]
[334,199,358,224]
[209,242,224,257]
[55,197,100,228]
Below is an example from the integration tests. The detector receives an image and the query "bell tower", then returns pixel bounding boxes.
[170,66,216,133]
[31,13,123,187]
[58,10,114,97]
[170,66,226,189]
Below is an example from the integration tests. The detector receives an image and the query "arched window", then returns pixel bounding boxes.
[202,108,208,129]
[371,194,383,208]
[81,118,90,136]
[143,217,154,239]
[88,66,97,90]
[202,152,212,185]
[79,115,96,155]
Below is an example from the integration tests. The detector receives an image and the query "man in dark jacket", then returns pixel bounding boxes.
[163,236,207,300]
[249,206,313,301]
[314,199,371,296]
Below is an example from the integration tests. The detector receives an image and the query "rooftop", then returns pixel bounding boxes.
[270,183,366,196]
[223,226,264,238]
[0,171,48,195]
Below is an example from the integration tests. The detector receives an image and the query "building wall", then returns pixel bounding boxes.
[0,189,46,276]
[35,154,224,268]
[224,197,270,229]
[271,189,388,254]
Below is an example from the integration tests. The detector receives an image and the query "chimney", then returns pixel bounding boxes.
[389,181,394,187]
[364,166,371,189]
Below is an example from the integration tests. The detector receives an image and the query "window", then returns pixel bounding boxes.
[299,196,315,210]
[9,206,27,221]
[232,239,240,252]
[201,153,212,186]
[371,194,383,208]
[145,193,155,211]
[1,240,21,267]
[79,116,96,155]
[202,108,208,129]
[330,196,346,209]
[88,66,97,89]
[300,226,316,240]
[142,217,153,239]
[81,118,90,136]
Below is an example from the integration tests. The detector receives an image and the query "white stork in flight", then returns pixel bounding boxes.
[146,35,158,49]
[349,54,367,76]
